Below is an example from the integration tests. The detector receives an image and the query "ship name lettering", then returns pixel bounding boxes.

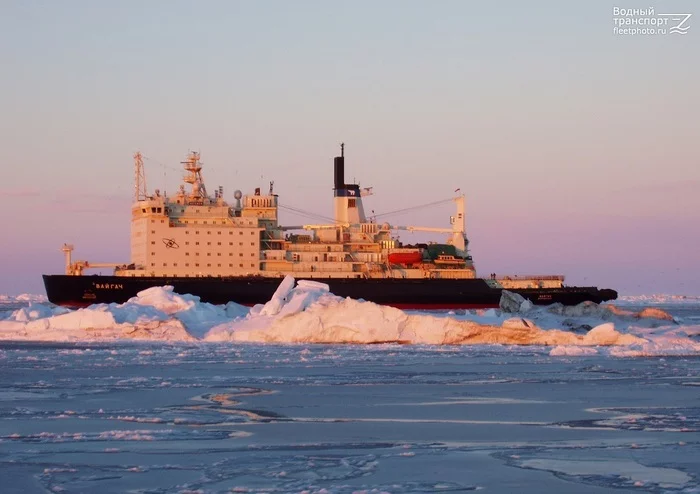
[95,283,124,290]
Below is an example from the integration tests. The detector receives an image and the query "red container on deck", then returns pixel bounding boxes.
[388,252,423,264]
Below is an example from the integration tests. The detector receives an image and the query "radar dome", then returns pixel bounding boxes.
[233,190,243,199]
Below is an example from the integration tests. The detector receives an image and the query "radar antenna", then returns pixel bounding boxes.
[134,151,147,201]
[340,142,344,157]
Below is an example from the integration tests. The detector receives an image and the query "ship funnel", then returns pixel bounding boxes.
[333,156,344,189]
[334,142,345,190]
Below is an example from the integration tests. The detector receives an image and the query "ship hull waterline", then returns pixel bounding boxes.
[43,275,618,310]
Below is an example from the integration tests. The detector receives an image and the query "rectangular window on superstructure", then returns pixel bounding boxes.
[163,263,167,267]
[207,231,211,235]
[217,263,221,267]
[151,263,155,267]
[161,220,164,223]
[207,242,211,246]
[217,253,221,256]
[203,221,207,224]
[239,263,243,267]
[229,231,233,235]
[229,253,233,256]
[173,263,177,267]
[229,264,232,267]
[348,199,356,208]
[151,252,155,256]
[250,231,254,235]
[185,252,189,256]
[239,231,243,235]
[217,242,221,245]
[207,253,211,256]
[195,263,199,267]
[229,242,233,246]
[217,231,221,235]
[151,230,155,234]
[185,242,189,245]
[196,231,199,234]
[239,242,243,246]
[151,220,155,224]
[185,263,189,267]
[207,263,211,267]
[195,252,199,256]
[151,241,155,245]
[195,242,199,245]
[186,231,189,234]
[239,253,243,257]
[250,253,255,257]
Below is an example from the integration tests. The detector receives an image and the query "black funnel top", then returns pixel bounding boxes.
[334,156,344,189]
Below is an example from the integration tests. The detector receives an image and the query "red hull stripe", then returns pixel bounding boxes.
[56,301,499,311]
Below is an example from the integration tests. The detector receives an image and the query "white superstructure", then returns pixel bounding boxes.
[61,147,564,289]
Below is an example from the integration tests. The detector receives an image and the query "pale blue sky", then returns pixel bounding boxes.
[1,0,698,295]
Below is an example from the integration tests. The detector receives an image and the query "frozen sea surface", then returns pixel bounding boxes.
[1,324,699,493]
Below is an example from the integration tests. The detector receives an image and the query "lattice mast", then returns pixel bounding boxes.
[182,151,208,199]
[134,151,147,201]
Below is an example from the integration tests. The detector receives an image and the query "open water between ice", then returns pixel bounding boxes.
[1,304,699,494]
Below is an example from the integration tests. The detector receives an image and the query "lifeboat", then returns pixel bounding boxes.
[388,251,423,265]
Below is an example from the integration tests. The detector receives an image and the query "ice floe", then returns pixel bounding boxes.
[0,276,698,355]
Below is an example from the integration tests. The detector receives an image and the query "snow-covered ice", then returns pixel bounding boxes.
[1,279,699,492]
[1,276,699,357]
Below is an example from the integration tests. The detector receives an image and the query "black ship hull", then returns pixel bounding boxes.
[43,275,618,310]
